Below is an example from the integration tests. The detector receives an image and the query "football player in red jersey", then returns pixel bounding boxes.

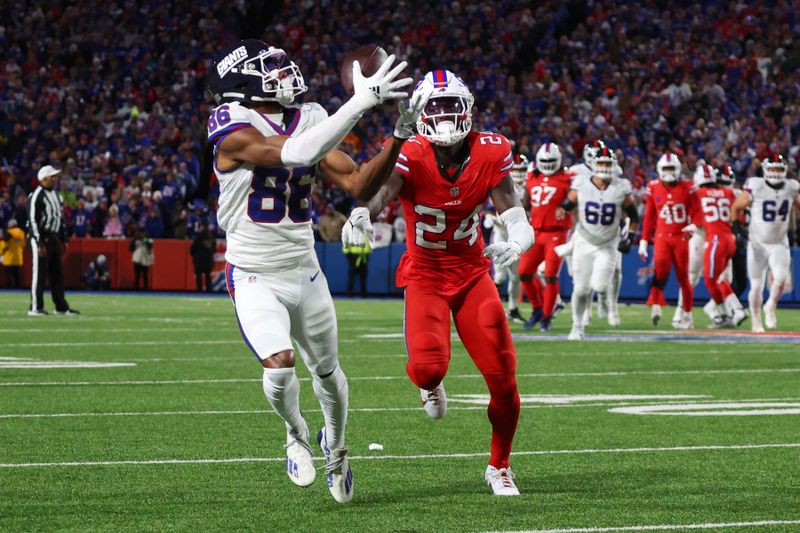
[688,164,747,328]
[518,142,573,331]
[638,153,695,329]
[349,70,533,495]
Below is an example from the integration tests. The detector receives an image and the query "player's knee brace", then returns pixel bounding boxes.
[519,273,533,282]
[544,276,558,284]
[651,277,667,290]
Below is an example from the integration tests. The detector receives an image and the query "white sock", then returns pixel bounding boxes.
[508,276,520,311]
[724,293,743,313]
[766,278,785,308]
[262,367,307,437]
[312,365,349,450]
[572,292,590,327]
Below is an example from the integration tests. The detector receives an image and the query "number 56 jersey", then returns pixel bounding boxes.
[207,101,328,272]
[745,177,800,245]
[573,177,632,246]
[395,132,512,296]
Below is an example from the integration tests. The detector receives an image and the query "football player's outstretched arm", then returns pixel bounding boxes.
[318,141,405,202]
[217,55,413,170]
[338,170,406,248]
[484,175,534,268]
[618,194,640,253]
[730,190,753,225]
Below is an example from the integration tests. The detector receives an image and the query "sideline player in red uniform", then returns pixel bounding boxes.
[638,153,695,329]
[688,163,747,327]
[518,142,573,331]
[349,70,533,495]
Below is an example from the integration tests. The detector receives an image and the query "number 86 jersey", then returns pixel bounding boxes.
[207,101,328,272]
[395,132,512,296]
[573,177,632,246]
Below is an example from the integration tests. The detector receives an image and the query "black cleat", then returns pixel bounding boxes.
[540,317,552,332]
[506,308,526,324]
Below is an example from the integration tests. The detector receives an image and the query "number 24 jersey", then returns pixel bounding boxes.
[394,131,513,295]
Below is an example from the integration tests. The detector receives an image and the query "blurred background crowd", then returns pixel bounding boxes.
[1,0,798,244]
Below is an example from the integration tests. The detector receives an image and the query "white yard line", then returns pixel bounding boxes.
[476,519,800,533]
[3,340,242,347]
[1,442,797,469]
[4,397,800,420]
[2,367,798,386]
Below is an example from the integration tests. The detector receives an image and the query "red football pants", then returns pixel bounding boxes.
[648,233,693,312]
[704,233,735,304]
[518,230,567,317]
[404,274,520,468]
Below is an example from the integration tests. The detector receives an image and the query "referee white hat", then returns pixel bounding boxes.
[37,165,62,180]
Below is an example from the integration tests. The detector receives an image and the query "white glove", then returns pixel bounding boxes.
[554,239,574,258]
[638,240,649,261]
[681,223,697,235]
[352,55,413,111]
[483,241,522,269]
[342,207,374,248]
[393,83,432,139]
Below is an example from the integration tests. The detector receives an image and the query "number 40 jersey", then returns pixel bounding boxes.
[745,177,800,245]
[641,179,694,241]
[207,100,328,271]
[394,131,513,296]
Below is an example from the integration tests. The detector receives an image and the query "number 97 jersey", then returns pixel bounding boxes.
[394,132,513,296]
[573,177,632,246]
[745,177,800,245]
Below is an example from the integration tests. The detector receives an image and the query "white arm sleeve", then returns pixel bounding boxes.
[499,206,534,253]
[280,98,364,168]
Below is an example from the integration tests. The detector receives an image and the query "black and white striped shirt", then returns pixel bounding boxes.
[27,186,66,243]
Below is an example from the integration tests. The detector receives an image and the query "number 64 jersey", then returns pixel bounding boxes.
[394,132,513,296]
[573,177,632,246]
[207,100,328,271]
[745,177,800,245]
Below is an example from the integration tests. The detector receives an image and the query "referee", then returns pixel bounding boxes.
[27,165,79,316]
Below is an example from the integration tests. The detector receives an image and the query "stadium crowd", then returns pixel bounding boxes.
[0,0,799,244]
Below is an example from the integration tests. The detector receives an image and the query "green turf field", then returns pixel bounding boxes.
[1,292,799,532]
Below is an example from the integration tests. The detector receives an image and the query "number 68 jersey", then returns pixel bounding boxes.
[745,177,800,245]
[207,101,328,272]
[573,177,632,246]
[394,131,512,296]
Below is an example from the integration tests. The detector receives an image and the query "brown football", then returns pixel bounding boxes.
[341,44,388,96]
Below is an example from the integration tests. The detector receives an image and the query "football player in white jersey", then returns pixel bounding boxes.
[488,154,529,323]
[207,40,425,504]
[560,146,639,340]
[731,154,800,332]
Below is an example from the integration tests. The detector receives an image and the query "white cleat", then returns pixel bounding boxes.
[674,313,694,330]
[731,308,748,327]
[567,324,584,341]
[752,323,765,334]
[285,426,316,487]
[672,307,684,328]
[420,382,447,419]
[651,304,662,326]
[317,428,354,504]
[763,304,777,329]
[608,310,620,327]
[485,466,520,496]
[702,300,718,322]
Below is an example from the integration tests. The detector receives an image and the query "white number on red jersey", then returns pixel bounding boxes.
[415,204,481,249]
[479,134,503,145]
[700,196,731,223]
[529,185,557,207]
[658,203,687,224]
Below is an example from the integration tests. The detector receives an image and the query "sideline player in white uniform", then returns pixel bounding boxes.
[487,154,529,323]
[560,146,638,340]
[731,154,800,332]
[207,40,424,504]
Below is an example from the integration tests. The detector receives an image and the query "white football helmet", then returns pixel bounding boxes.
[510,154,529,185]
[536,143,562,176]
[593,145,616,181]
[414,70,474,146]
[583,139,607,170]
[693,163,717,186]
[656,153,681,183]
[762,154,788,185]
